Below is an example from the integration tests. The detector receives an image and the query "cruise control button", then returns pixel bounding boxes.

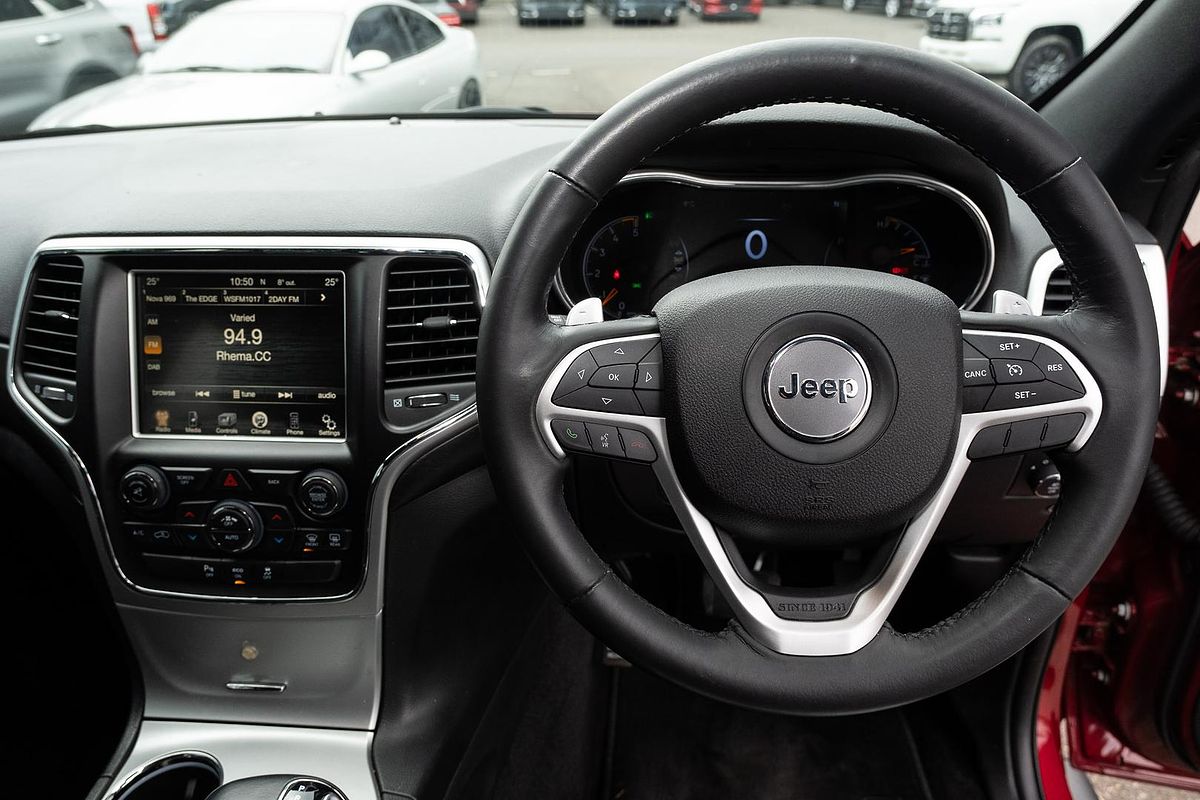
[590,339,657,367]
[554,351,599,399]
[1033,345,1084,392]
[964,334,1037,360]
[984,381,1082,411]
[991,359,1044,385]
[584,423,623,456]
[618,428,657,462]
[967,424,1009,459]
[963,385,993,414]
[1006,417,1048,453]
[961,358,994,386]
[588,363,636,389]
[551,419,591,452]
[636,363,662,390]
[555,386,642,415]
[1042,413,1086,448]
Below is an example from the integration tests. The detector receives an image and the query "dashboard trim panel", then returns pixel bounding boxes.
[8,235,489,605]
[553,170,996,312]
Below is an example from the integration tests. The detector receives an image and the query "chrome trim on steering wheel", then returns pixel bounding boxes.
[535,325,1101,656]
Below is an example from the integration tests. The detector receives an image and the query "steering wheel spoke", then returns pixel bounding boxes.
[537,325,665,460]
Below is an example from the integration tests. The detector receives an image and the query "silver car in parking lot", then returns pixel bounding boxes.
[0,0,137,135]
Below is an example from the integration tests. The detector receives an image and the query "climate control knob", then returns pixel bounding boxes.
[297,469,347,519]
[206,500,264,553]
[120,465,170,511]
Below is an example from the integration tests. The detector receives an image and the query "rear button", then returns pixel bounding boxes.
[984,381,1081,411]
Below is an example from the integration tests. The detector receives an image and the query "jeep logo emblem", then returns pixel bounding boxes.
[764,335,872,442]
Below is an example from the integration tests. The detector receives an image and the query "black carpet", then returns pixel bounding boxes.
[610,670,938,800]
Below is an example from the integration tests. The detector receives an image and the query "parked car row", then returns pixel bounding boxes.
[25,0,481,131]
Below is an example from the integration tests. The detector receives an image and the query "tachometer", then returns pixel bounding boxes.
[582,215,688,319]
[867,216,933,284]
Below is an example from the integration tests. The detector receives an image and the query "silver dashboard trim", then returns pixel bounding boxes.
[553,169,997,312]
[7,235,489,604]
[1026,242,1169,395]
[536,327,1101,656]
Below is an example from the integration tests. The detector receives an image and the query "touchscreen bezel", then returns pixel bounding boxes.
[127,269,349,443]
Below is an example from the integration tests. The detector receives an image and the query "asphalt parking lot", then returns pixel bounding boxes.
[471,3,925,112]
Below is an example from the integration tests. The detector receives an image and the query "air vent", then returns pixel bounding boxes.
[383,257,481,389]
[19,254,84,415]
[1041,265,1075,315]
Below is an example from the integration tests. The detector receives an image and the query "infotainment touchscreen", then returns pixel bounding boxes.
[132,271,346,439]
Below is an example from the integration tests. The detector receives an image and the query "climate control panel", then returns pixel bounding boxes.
[117,463,358,597]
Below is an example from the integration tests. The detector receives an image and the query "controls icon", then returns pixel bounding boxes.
[217,412,238,427]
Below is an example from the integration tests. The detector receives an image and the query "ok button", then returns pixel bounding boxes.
[588,363,636,389]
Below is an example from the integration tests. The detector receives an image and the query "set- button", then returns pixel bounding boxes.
[550,419,657,462]
[553,340,663,416]
[961,335,1085,412]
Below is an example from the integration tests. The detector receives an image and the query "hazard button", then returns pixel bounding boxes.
[216,468,251,492]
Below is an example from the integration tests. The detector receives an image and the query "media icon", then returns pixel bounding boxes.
[187,410,200,428]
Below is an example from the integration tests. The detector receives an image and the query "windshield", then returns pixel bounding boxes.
[3,0,1144,135]
[145,11,343,74]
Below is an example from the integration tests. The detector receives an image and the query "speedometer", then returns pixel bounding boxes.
[582,215,688,319]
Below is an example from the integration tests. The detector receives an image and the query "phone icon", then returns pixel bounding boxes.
[565,425,580,439]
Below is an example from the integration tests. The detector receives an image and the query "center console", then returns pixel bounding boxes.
[8,236,488,753]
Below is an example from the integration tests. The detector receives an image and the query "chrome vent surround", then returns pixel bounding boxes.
[383,256,482,388]
[1040,265,1076,315]
[19,254,84,413]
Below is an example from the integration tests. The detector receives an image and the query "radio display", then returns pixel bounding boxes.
[132,271,346,439]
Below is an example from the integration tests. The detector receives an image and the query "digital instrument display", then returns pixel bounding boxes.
[558,178,990,317]
[132,270,346,439]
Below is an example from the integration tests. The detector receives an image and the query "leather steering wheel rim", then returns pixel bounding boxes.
[477,39,1160,714]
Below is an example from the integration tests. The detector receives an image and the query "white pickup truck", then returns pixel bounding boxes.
[919,0,1138,100]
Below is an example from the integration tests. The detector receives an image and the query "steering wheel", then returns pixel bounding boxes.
[476,39,1159,714]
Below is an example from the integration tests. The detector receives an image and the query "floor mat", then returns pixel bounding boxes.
[610,669,935,800]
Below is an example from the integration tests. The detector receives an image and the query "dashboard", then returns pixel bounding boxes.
[556,171,995,316]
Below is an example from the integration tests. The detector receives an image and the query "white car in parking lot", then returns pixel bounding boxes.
[28,0,480,130]
[920,0,1139,99]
